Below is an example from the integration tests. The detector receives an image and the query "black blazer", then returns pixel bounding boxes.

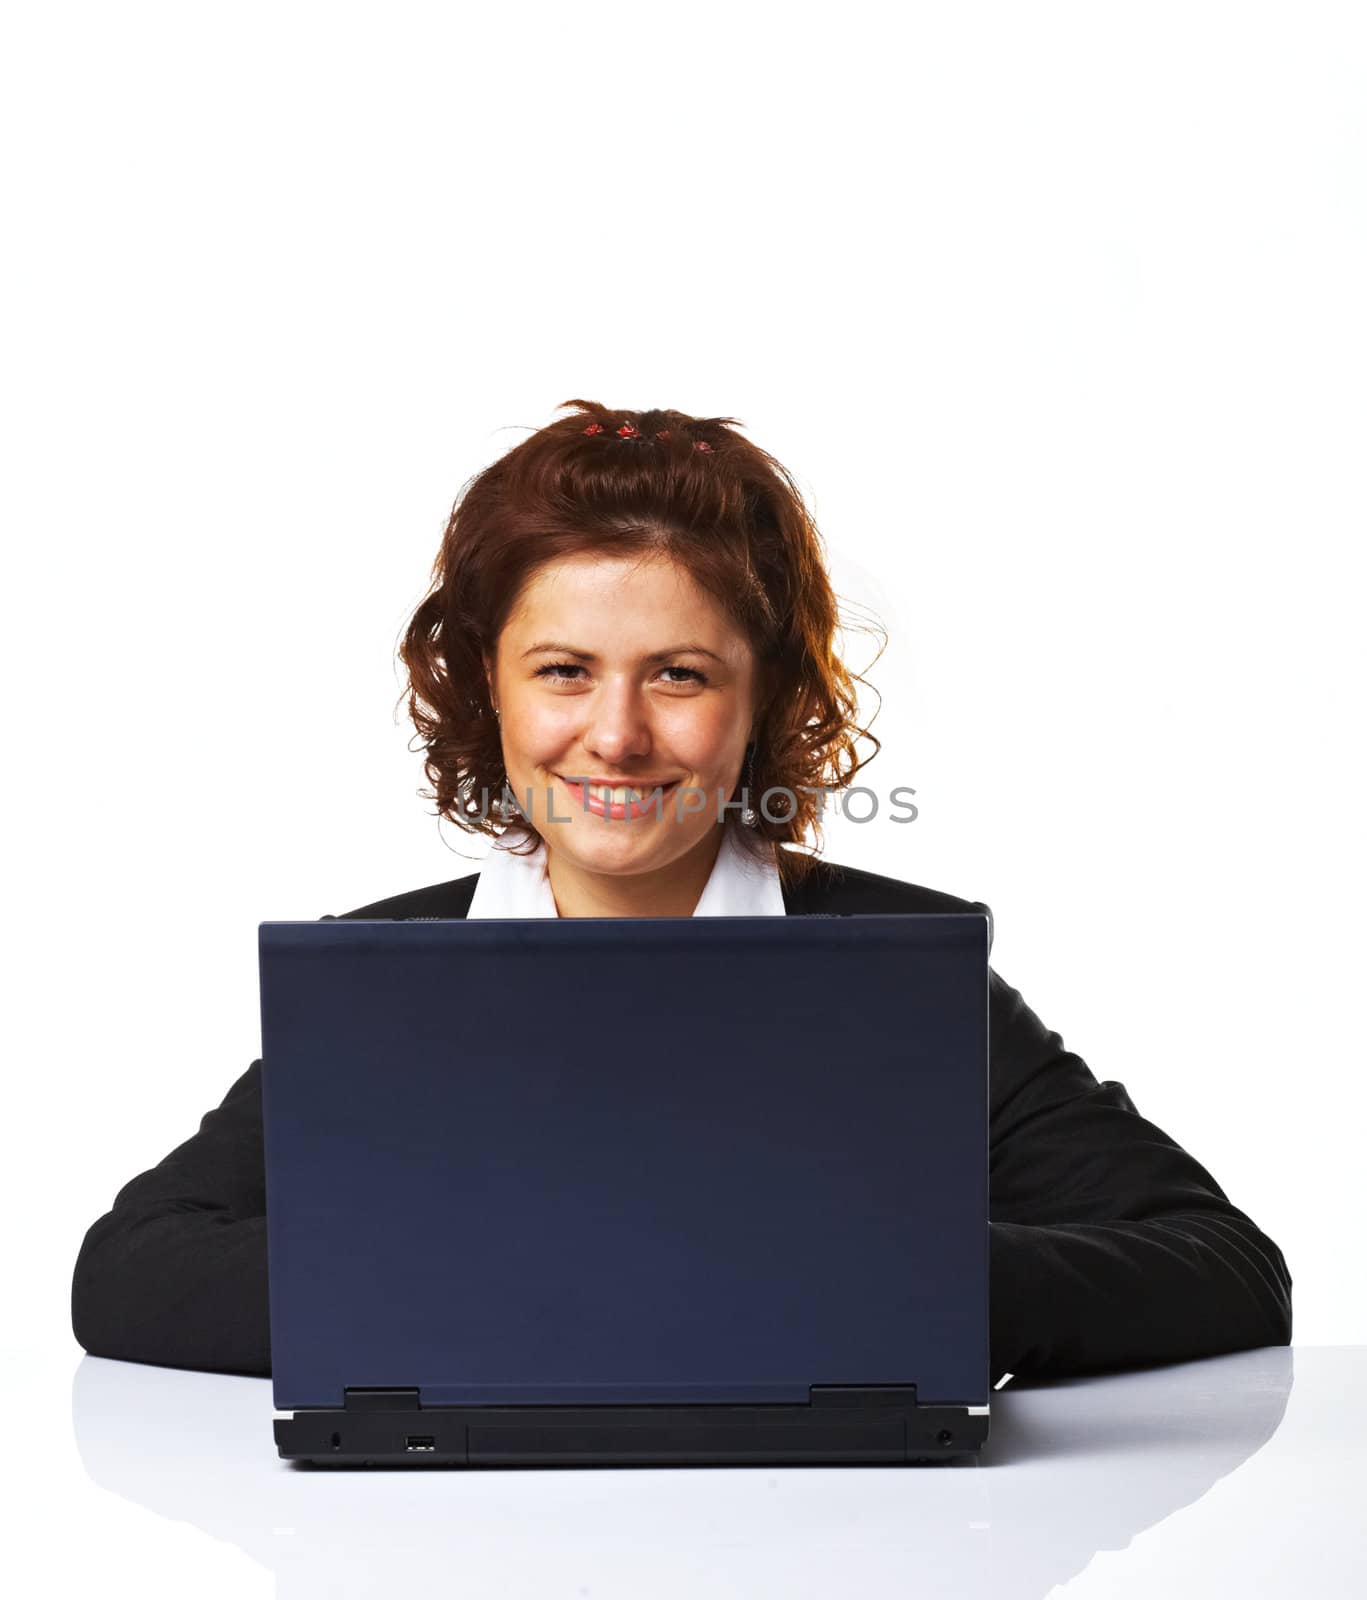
[71,857,1292,1384]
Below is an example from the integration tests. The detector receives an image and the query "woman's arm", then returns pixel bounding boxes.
[986,968,1293,1379]
[70,1060,271,1375]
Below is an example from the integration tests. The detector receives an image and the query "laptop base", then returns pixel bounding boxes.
[275,1385,990,1467]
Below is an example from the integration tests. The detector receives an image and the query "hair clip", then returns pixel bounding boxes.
[582,420,711,452]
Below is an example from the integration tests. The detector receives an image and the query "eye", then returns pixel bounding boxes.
[531,662,709,687]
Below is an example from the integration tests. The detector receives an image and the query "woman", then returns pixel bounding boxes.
[71,399,1292,1383]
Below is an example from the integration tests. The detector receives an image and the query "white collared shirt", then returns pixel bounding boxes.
[466,823,787,918]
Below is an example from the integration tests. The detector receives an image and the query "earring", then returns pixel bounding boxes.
[741,743,758,828]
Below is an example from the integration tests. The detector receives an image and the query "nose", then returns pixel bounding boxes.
[579,686,654,766]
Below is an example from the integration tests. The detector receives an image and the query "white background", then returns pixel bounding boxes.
[3,0,1363,1461]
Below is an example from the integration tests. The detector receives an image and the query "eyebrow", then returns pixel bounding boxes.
[521,641,726,664]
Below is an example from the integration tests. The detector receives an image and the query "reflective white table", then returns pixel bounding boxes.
[20,1341,1365,1598]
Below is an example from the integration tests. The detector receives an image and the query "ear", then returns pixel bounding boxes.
[749,657,778,742]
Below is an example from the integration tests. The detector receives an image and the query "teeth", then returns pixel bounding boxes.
[591,785,665,805]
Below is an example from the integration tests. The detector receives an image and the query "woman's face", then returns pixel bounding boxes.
[485,551,761,880]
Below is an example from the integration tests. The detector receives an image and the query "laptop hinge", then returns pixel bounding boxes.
[808,1384,919,1407]
[344,1387,420,1411]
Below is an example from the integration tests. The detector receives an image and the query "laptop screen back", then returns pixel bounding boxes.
[259,913,989,1412]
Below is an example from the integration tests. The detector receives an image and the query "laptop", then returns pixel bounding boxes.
[259,911,991,1467]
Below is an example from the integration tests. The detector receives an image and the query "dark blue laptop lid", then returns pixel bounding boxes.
[259,914,989,1411]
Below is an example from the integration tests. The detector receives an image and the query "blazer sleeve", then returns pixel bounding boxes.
[986,964,1293,1380]
[70,1059,271,1376]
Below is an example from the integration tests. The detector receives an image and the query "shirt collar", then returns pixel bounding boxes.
[466,824,787,919]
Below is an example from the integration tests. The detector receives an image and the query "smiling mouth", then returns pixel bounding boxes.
[555,775,683,817]
[554,775,682,794]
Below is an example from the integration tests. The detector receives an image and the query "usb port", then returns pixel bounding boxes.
[405,1435,436,1451]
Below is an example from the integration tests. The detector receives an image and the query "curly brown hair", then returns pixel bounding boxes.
[398,398,885,893]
